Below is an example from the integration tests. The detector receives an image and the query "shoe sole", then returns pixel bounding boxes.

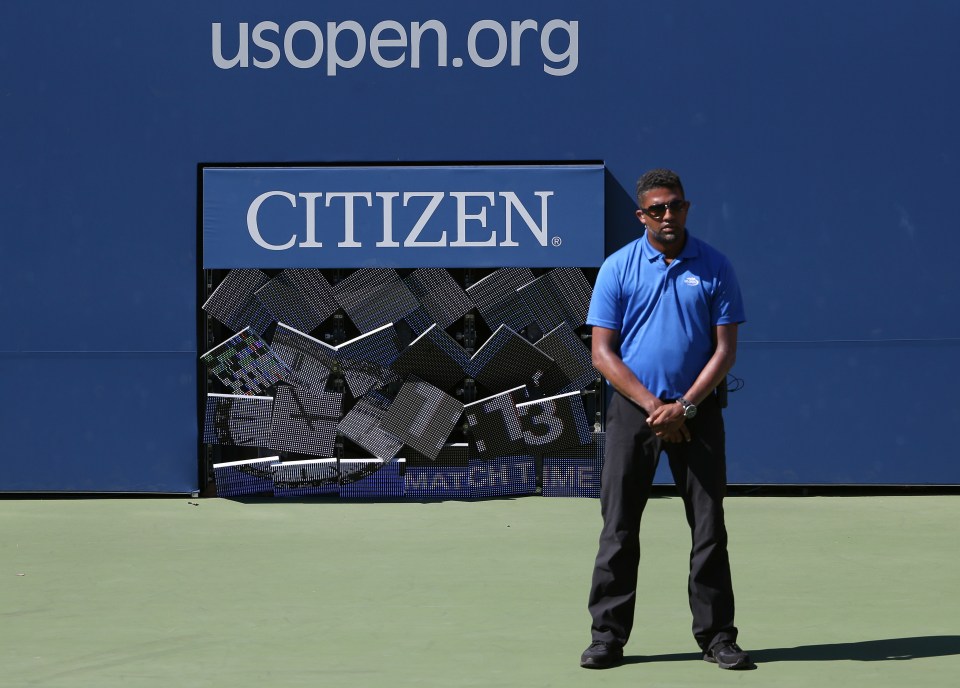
[580,657,623,669]
[704,654,753,670]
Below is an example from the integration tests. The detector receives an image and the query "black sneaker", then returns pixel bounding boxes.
[580,640,623,669]
[704,642,753,669]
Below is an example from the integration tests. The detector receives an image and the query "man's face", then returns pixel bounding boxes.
[635,187,689,246]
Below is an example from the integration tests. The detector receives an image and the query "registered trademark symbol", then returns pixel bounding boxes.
[552,236,562,247]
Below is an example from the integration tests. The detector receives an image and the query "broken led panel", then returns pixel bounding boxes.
[535,323,598,393]
[516,391,592,454]
[254,269,338,334]
[463,385,530,460]
[470,325,567,398]
[468,454,538,498]
[268,386,343,456]
[338,457,385,486]
[542,432,604,498]
[202,328,290,396]
[203,393,274,447]
[339,458,405,498]
[335,323,402,397]
[336,392,404,460]
[403,268,473,330]
[271,458,339,497]
[202,269,274,335]
[465,267,535,332]
[332,268,419,334]
[381,376,463,461]
[401,307,436,337]
[270,323,337,394]
[517,267,593,334]
[391,324,471,393]
[213,457,280,497]
[403,443,472,500]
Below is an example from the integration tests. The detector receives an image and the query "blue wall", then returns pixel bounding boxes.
[2,0,958,490]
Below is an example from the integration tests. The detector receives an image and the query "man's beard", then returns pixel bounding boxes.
[648,225,684,244]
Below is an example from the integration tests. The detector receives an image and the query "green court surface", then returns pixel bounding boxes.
[2,495,958,688]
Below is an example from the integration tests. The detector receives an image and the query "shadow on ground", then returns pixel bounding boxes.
[624,636,960,665]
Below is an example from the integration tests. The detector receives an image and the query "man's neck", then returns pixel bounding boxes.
[647,230,687,263]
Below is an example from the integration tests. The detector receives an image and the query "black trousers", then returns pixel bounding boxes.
[587,391,738,652]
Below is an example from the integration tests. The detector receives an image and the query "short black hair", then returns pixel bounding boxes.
[636,169,685,204]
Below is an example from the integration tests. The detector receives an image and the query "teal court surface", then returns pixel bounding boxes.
[2,495,958,688]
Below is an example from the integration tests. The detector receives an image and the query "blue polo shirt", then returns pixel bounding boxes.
[587,231,745,399]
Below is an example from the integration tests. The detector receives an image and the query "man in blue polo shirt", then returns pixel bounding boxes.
[580,169,751,671]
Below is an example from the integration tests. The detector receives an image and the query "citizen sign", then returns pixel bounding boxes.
[247,189,553,250]
[202,166,603,268]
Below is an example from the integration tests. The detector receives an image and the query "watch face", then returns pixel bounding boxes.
[683,403,697,419]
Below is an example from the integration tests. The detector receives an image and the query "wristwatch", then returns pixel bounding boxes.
[677,397,698,419]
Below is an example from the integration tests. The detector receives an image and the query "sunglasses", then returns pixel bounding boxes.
[640,199,689,220]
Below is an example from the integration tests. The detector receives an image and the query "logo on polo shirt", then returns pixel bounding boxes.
[683,276,700,286]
